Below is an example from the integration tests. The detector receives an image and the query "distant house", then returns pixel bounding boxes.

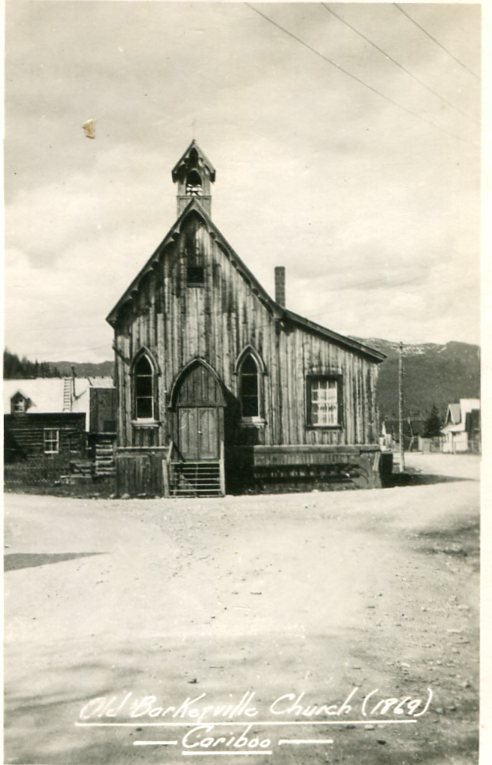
[441,398,480,454]
[381,418,426,451]
[4,376,116,477]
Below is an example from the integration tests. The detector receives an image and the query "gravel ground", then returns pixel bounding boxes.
[4,453,480,764]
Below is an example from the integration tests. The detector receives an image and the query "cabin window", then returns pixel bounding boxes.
[307,376,342,427]
[239,354,260,418]
[134,355,155,420]
[44,429,60,454]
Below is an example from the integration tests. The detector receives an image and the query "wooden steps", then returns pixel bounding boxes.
[69,459,92,477]
[94,437,115,477]
[171,460,222,497]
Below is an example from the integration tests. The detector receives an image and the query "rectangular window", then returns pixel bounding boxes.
[187,266,205,286]
[44,429,60,454]
[136,396,153,419]
[307,376,342,427]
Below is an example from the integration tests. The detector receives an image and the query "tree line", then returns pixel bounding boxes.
[3,349,62,379]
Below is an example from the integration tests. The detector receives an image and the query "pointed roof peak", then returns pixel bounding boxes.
[172,140,216,182]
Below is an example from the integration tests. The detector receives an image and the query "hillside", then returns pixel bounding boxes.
[355,339,480,420]
[50,360,115,378]
[3,352,114,380]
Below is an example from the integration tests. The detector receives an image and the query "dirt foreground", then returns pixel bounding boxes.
[4,454,480,765]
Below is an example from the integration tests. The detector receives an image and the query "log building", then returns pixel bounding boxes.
[4,377,116,480]
[107,142,388,496]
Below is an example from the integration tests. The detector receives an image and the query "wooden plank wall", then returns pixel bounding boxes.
[89,388,117,433]
[115,449,167,496]
[112,212,380,451]
[229,445,386,492]
[4,413,86,465]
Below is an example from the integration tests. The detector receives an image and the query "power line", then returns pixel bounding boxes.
[244,3,476,147]
[393,4,480,81]
[321,3,479,125]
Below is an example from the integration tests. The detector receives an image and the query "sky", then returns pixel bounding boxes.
[4,1,482,363]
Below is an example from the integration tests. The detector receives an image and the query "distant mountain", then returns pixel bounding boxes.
[354,339,480,420]
[52,360,115,378]
[3,351,114,380]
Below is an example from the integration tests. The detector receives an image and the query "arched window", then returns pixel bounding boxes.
[134,355,155,419]
[239,354,260,418]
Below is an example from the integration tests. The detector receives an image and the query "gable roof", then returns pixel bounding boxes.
[443,398,480,432]
[10,389,30,401]
[171,140,216,182]
[4,378,66,414]
[4,377,114,418]
[282,308,385,362]
[446,403,462,425]
[106,198,385,364]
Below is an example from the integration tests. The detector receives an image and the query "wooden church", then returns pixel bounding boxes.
[107,141,389,497]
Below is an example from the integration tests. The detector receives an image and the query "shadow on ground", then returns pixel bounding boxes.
[390,472,474,487]
[4,552,103,572]
[414,518,480,571]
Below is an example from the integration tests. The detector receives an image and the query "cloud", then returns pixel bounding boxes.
[4,2,480,361]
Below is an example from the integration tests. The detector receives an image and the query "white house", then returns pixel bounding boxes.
[441,398,480,453]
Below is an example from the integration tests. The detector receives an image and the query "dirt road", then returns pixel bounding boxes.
[4,454,479,764]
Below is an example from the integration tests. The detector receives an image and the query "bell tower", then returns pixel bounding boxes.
[172,140,216,216]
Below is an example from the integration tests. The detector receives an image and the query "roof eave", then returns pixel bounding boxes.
[283,309,386,363]
[106,203,385,365]
[106,198,199,326]
[106,198,277,327]
[171,140,216,182]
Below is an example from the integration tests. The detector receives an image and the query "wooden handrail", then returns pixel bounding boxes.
[165,440,174,465]
[219,440,225,496]
[163,440,174,498]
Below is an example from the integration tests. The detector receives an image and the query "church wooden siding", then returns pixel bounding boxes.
[108,141,386,495]
[113,214,379,450]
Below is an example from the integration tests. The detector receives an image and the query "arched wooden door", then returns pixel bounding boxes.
[173,362,225,460]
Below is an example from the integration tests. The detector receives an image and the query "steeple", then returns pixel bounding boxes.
[172,140,216,216]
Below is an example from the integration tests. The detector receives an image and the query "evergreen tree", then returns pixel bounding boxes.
[424,404,442,438]
[3,349,61,378]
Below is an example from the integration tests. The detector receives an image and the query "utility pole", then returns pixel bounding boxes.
[398,341,405,473]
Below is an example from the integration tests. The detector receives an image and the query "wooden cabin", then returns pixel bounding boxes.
[107,141,389,497]
[4,377,116,481]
